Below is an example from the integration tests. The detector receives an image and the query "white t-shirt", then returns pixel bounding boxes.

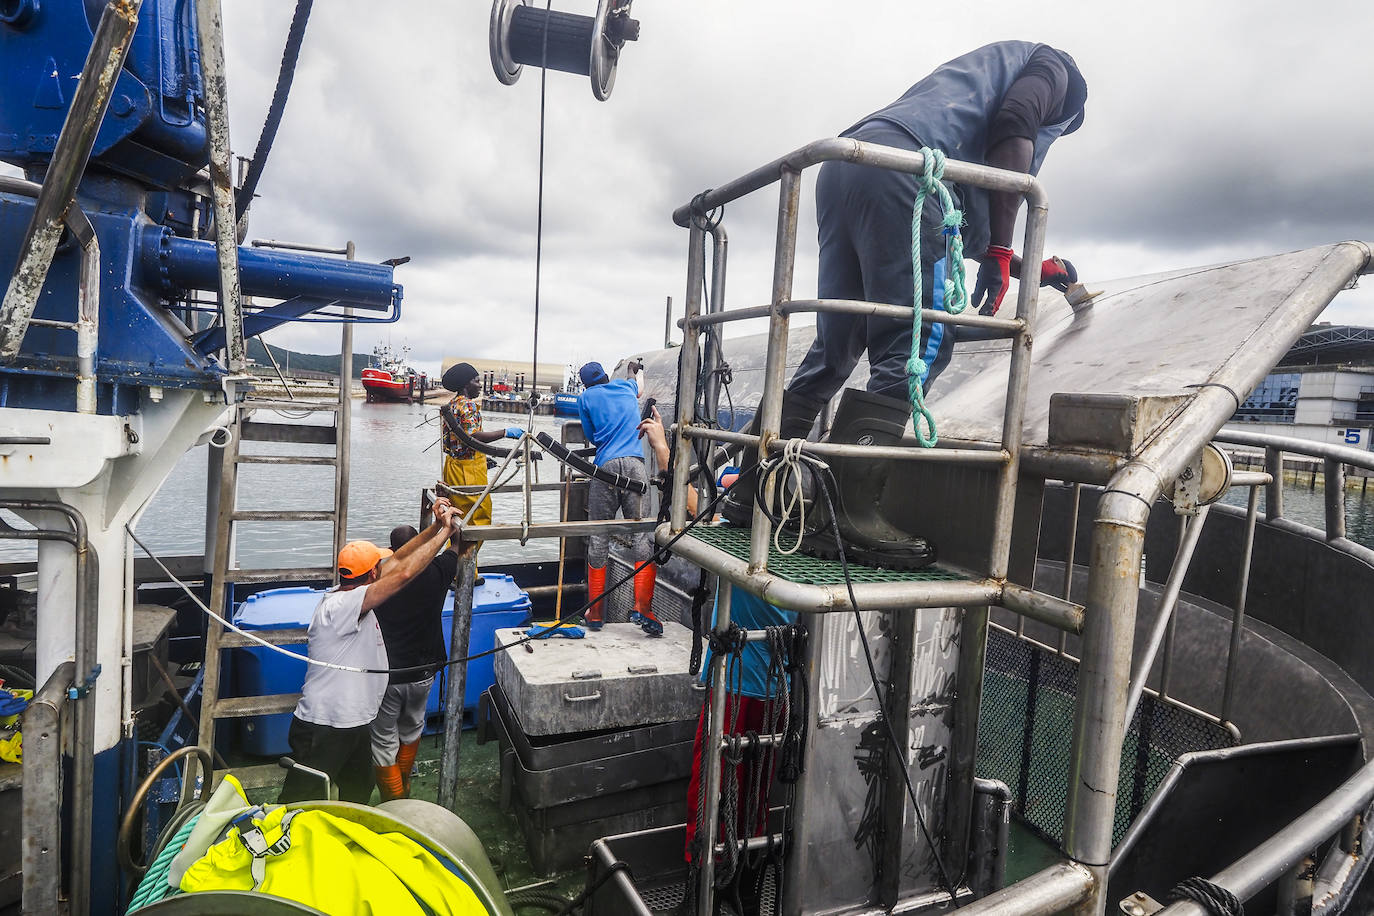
[292,585,389,728]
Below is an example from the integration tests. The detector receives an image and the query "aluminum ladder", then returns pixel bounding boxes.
[187,393,352,793]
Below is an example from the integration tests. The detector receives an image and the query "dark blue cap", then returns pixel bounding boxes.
[579,362,608,388]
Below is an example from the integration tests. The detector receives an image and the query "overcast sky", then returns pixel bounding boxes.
[211,0,1374,377]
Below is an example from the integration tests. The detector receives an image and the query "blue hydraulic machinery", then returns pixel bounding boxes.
[0,0,403,415]
[0,2,401,913]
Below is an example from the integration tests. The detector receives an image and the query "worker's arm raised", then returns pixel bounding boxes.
[361,505,458,614]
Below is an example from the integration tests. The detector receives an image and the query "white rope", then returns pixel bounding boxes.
[770,438,809,556]
[207,425,234,449]
[124,524,378,675]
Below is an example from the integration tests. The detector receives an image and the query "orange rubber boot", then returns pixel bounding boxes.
[585,564,607,630]
[375,764,405,802]
[633,564,662,637]
[396,739,421,796]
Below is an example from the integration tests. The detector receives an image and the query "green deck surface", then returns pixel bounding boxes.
[689,524,967,585]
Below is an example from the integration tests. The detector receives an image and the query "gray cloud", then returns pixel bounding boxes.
[210,0,1374,374]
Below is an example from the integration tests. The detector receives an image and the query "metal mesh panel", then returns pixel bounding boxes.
[630,870,778,916]
[689,525,967,585]
[977,628,1235,849]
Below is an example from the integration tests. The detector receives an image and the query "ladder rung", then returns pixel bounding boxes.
[219,627,310,649]
[236,454,338,466]
[231,510,335,523]
[222,566,335,584]
[240,420,338,446]
[213,763,287,791]
[242,399,340,413]
[214,694,300,717]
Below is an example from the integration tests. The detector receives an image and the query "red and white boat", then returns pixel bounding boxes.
[361,344,427,402]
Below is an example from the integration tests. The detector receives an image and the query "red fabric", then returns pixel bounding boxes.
[586,564,607,625]
[374,764,404,801]
[683,697,773,863]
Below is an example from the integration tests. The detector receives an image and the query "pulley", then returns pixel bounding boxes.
[489,0,640,101]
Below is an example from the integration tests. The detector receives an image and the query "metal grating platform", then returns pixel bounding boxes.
[686,524,968,585]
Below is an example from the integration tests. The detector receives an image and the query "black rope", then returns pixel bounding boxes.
[687,570,710,677]
[1167,877,1244,916]
[235,0,313,218]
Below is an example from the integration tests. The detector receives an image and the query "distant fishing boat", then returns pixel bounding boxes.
[554,392,580,417]
[362,344,428,402]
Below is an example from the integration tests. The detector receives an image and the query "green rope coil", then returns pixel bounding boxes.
[127,814,199,912]
[906,147,969,446]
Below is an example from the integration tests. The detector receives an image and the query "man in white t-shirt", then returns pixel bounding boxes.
[278,498,460,804]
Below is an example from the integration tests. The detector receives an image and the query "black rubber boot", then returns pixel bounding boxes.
[721,390,826,528]
[801,388,937,570]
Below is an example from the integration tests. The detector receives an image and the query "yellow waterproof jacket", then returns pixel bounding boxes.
[180,803,486,915]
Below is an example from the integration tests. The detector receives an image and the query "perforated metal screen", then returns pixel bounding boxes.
[977,628,1235,849]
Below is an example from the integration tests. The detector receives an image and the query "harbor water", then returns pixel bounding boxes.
[0,400,572,568]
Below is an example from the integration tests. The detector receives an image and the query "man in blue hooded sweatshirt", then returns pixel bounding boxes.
[577,359,661,636]
[724,41,1088,569]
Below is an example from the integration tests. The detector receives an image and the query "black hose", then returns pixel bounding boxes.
[535,432,645,494]
[506,890,576,914]
[441,407,541,461]
[235,0,314,218]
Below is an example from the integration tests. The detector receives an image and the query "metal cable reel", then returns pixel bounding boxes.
[490,0,640,101]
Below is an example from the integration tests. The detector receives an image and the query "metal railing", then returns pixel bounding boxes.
[662,137,1060,916]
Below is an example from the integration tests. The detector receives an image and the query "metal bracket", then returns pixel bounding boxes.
[1173,453,1203,516]
[67,662,102,700]
[1118,890,1164,915]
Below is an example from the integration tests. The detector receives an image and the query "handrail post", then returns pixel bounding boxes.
[670,226,706,532]
[1324,458,1346,541]
[1221,486,1260,728]
[23,661,74,913]
[696,582,733,916]
[1265,447,1285,521]
[746,169,802,571]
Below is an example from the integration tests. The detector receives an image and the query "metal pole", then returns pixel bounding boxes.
[1265,447,1285,522]
[1324,458,1346,541]
[1157,513,1193,702]
[194,0,247,371]
[747,169,802,571]
[946,862,1094,916]
[701,226,729,427]
[669,228,705,531]
[439,552,477,810]
[1064,491,1151,916]
[70,210,100,414]
[335,242,355,568]
[1123,505,1210,727]
[664,295,673,349]
[0,0,142,361]
[1221,486,1260,727]
[1055,483,1082,650]
[696,582,733,916]
[22,661,74,913]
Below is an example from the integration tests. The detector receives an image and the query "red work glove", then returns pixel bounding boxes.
[1040,256,1078,292]
[973,245,1014,316]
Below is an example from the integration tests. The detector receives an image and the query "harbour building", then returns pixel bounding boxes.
[1226,323,1374,450]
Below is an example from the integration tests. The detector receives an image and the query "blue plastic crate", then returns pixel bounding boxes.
[230,575,531,756]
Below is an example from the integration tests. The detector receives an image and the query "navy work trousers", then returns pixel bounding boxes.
[788,126,959,404]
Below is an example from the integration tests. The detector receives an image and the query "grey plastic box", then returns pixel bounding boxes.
[492,622,703,735]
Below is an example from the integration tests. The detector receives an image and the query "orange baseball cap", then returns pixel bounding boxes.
[337,541,393,579]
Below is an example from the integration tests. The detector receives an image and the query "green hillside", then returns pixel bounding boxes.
[247,339,371,380]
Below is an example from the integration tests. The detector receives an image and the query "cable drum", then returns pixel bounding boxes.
[489,0,640,100]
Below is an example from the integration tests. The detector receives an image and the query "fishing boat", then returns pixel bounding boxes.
[554,392,581,417]
[362,344,428,403]
[2,2,1374,915]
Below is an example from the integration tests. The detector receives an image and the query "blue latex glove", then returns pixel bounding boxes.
[526,623,585,639]
[504,427,525,439]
